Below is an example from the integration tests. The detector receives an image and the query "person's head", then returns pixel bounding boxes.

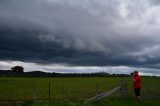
[133,71,138,75]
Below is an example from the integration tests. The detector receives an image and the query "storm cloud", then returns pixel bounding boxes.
[1,0,160,71]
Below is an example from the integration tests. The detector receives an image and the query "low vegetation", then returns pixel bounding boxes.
[0,77,159,106]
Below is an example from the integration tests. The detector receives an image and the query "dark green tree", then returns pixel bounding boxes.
[11,66,24,73]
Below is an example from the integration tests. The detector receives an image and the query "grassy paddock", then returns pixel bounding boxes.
[0,77,120,101]
[0,77,160,106]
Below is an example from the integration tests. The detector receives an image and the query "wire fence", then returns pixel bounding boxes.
[0,77,159,105]
[0,77,119,102]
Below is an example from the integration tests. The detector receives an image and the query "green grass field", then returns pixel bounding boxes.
[0,77,160,106]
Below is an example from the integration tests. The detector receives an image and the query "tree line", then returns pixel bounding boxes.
[0,66,130,78]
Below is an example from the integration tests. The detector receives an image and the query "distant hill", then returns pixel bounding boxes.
[0,70,130,78]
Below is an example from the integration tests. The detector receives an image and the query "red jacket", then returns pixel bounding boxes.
[133,74,141,88]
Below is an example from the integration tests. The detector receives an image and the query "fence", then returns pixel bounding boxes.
[0,77,160,105]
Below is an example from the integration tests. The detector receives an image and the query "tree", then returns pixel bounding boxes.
[11,66,24,73]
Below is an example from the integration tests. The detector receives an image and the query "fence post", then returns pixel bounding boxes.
[120,80,128,98]
[62,86,64,101]
[32,83,36,104]
[48,79,51,105]
[62,86,64,95]
[96,82,99,94]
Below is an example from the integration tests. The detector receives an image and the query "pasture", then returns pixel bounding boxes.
[0,77,160,106]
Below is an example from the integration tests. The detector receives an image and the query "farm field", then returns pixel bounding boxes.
[0,77,160,106]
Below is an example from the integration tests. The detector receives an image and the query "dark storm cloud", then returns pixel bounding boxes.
[1,0,160,69]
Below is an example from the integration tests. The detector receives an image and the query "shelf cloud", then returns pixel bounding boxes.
[0,0,160,74]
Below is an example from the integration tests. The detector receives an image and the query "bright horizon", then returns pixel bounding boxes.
[0,60,160,76]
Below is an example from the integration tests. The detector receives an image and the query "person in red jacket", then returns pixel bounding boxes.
[132,71,141,102]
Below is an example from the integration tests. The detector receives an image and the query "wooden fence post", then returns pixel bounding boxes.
[61,86,65,105]
[120,80,128,98]
[96,82,99,94]
[62,86,64,95]
[32,83,36,104]
[48,79,51,105]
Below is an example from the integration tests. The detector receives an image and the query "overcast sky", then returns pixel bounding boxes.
[0,0,160,75]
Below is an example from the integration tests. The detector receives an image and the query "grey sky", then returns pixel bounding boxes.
[0,0,160,74]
